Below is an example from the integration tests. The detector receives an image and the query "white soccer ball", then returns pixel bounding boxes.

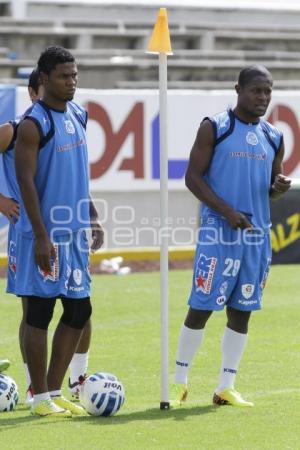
[79,372,125,416]
[0,374,19,412]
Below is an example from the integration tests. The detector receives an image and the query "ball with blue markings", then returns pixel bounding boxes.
[0,373,19,412]
[79,372,125,416]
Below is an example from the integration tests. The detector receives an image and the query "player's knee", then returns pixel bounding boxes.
[26,296,56,330]
[226,306,251,333]
[61,297,92,329]
[184,307,212,329]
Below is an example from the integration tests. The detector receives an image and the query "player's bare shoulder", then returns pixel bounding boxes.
[16,118,40,146]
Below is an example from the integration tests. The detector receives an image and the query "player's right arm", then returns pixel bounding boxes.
[185,120,252,230]
[0,122,20,221]
[15,119,55,272]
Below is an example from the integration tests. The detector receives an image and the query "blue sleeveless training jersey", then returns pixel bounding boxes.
[2,105,37,201]
[15,100,90,237]
[2,119,19,293]
[2,117,22,201]
[202,109,282,231]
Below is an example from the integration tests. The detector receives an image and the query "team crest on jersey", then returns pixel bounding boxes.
[65,120,75,134]
[73,268,82,286]
[8,240,17,278]
[195,253,217,294]
[246,132,258,146]
[241,283,254,299]
[38,244,59,282]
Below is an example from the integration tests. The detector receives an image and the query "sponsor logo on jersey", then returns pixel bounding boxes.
[219,281,228,295]
[65,120,75,134]
[68,285,84,292]
[56,138,84,152]
[38,244,59,282]
[238,299,258,306]
[195,253,217,294]
[216,295,226,306]
[230,151,266,160]
[241,283,254,299]
[246,131,258,145]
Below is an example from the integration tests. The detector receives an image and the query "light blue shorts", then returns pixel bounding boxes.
[7,229,91,299]
[188,216,272,312]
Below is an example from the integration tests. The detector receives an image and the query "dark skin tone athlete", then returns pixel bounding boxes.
[184,71,291,334]
[15,62,103,272]
[14,61,103,394]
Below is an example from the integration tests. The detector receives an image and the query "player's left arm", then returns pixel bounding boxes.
[89,196,104,252]
[0,122,20,221]
[0,123,14,153]
[269,140,292,199]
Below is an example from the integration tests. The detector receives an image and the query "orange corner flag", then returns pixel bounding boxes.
[146,8,173,55]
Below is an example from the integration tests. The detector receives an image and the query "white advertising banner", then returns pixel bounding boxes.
[16,88,300,191]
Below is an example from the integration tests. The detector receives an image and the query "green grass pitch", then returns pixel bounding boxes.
[0,265,299,450]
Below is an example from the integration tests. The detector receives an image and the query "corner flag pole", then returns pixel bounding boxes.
[146,7,173,410]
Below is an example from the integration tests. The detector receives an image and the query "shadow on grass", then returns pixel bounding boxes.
[0,404,216,429]
[0,413,72,429]
[73,404,217,425]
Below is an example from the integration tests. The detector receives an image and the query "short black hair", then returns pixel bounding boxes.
[28,68,40,94]
[238,65,273,87]
[37,45,75,75]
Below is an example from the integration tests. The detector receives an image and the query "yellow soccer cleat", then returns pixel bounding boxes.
[170,383,188,407]
[53,396,87,416]
[213,388,254,407]
[31,399,72,417]
[0,359,10,372]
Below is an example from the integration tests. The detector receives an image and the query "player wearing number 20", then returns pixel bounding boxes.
[171,65,291,408]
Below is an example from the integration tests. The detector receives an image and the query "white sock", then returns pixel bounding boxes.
[23,363,31,389]
[33,392,51,407]
[174,325,205,385]
[49,390,62,398]
[69,352,89,383]
[216,327,248,394]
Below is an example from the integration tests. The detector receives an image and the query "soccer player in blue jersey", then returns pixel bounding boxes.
[1,69,42,398]
[13,46,103,417]
[0,70,41,384]
[1,69,92,405]
[171,65,291,407]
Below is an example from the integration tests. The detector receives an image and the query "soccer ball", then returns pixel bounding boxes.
[79,372,125,416]
[0,374,19,412]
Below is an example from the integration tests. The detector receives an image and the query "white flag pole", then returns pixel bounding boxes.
[159,51,169,409]
[146,8,173,410]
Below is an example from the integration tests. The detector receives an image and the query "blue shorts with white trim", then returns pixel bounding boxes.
[188,216,271,312]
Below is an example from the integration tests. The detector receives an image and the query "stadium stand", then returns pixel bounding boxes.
[2,0,300,88]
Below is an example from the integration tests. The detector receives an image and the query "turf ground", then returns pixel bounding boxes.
[0,265,299,450]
